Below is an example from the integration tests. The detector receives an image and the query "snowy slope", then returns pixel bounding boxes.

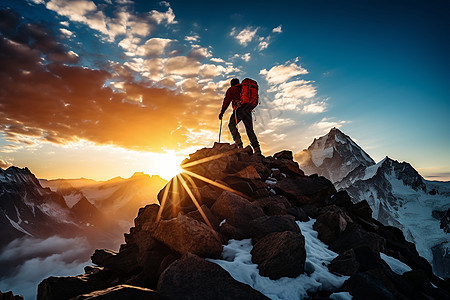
[295,129,450,277]
[208,219,351,300]
[295,128,375,183]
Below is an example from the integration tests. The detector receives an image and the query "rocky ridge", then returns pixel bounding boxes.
[37,143,450,300]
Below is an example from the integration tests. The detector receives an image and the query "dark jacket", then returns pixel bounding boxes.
[220,84,241,114]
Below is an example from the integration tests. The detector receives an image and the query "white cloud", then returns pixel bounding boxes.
[200,64,226,78]
[273,25,282,33]
[232,27,258,46]
[149,6,176,24]
[136,38,173,57]
[314,118,348,130]
[258,40,269,51]
[188,47,212,60]
[165,56,201,76]
[303,102,326,113]
[210,57,225,63]
[260,60,308,85]
[242,53,251,62]
[59,28,73,37]
[185,35,200,42]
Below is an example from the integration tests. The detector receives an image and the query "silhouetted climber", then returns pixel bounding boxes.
[219,78,261,155]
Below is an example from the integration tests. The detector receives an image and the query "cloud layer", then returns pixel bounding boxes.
[0,8,227,152]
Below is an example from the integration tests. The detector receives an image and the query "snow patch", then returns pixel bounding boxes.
[330,292,353,300]
[362,159,385,181]
[208,219,349,300]
[380,253,412,275]
[5,214,32,236]
[311,146,334,167]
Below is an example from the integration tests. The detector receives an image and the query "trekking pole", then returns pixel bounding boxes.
[218,119,222,143]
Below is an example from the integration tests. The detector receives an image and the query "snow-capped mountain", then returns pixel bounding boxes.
[295,127,375,183]
[295,128,450,277]
[0,166,85,246]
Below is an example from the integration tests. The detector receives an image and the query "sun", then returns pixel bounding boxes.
[147,153,185,181]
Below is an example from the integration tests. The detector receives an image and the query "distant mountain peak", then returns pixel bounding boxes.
[295,128,375,183]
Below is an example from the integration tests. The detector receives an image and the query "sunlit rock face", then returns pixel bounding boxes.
[37,143,450,300]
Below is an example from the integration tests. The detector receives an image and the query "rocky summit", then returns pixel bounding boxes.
[37,143,450,300]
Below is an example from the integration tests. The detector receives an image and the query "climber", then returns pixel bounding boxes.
[218,78,261,155]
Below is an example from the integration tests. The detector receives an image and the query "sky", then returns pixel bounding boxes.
[0,0,449,181]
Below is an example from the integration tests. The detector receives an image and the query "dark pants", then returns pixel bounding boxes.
[228,107,260,148]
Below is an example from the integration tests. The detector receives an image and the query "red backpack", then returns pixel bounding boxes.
[235,78,259,109]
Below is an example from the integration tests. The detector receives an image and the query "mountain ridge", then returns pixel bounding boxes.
[294,128,450,278]
[35,143,450,300]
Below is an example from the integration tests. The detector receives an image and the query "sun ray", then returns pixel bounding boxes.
[181,169,253,201]
[177,173,221,242]
[156,178,172,223]
[180,148,242,169]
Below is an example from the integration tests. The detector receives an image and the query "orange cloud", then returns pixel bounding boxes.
[0,9,222,153]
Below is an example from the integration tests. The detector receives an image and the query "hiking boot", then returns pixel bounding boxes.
[233,138,243,149]
[253,146,262,156]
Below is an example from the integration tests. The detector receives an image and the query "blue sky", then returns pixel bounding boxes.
[0,0,449,180]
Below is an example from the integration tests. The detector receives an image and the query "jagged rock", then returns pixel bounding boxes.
[151,213,222,258]
[254,195,291,216]
[91,245,140,275]
[157,253,269,300]
[275,176,336,206]
[348,200,373,220]
[219,222,247,241]
[222,176,254,195]
[286,206,309,221]
[328,190,352,207]
[211,191,264,235]
[0,291,23,300]
[130,248,170,289]
[73,285,158,299]
[274,150,293,160]
[269,158,305,177]
[301,204,321,218]
[37,274,113,300]
[251,231,306,280]
[249,215,300,243]
[329,248,360,276]
[440,208,450,233]
[313,205,354,245]
[229,165,261,179]
[185,204,220,231]
[329,223,386,254]
[432,242,450,278]
[342,272,397,300]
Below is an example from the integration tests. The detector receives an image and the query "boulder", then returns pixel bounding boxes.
[91,245,140,274]
[222,176,254,195]
[157,253,269,300]
[269,159,304,177]
[211,191,264,235]
[329,223,386,254]
[73,285,158,300]
[274,150,294,160]
[275,176,336,206]
[229,165,261,179]
[219,222,247,241]
[329,248,360,276]
[313,205,354,245]
[151,213,222,258]
[249,215,300,243]
[185,204,221,231]
[342,272,397,300]
[37,274,112,300]
[286,206,309,221]
[251,231,306,280]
